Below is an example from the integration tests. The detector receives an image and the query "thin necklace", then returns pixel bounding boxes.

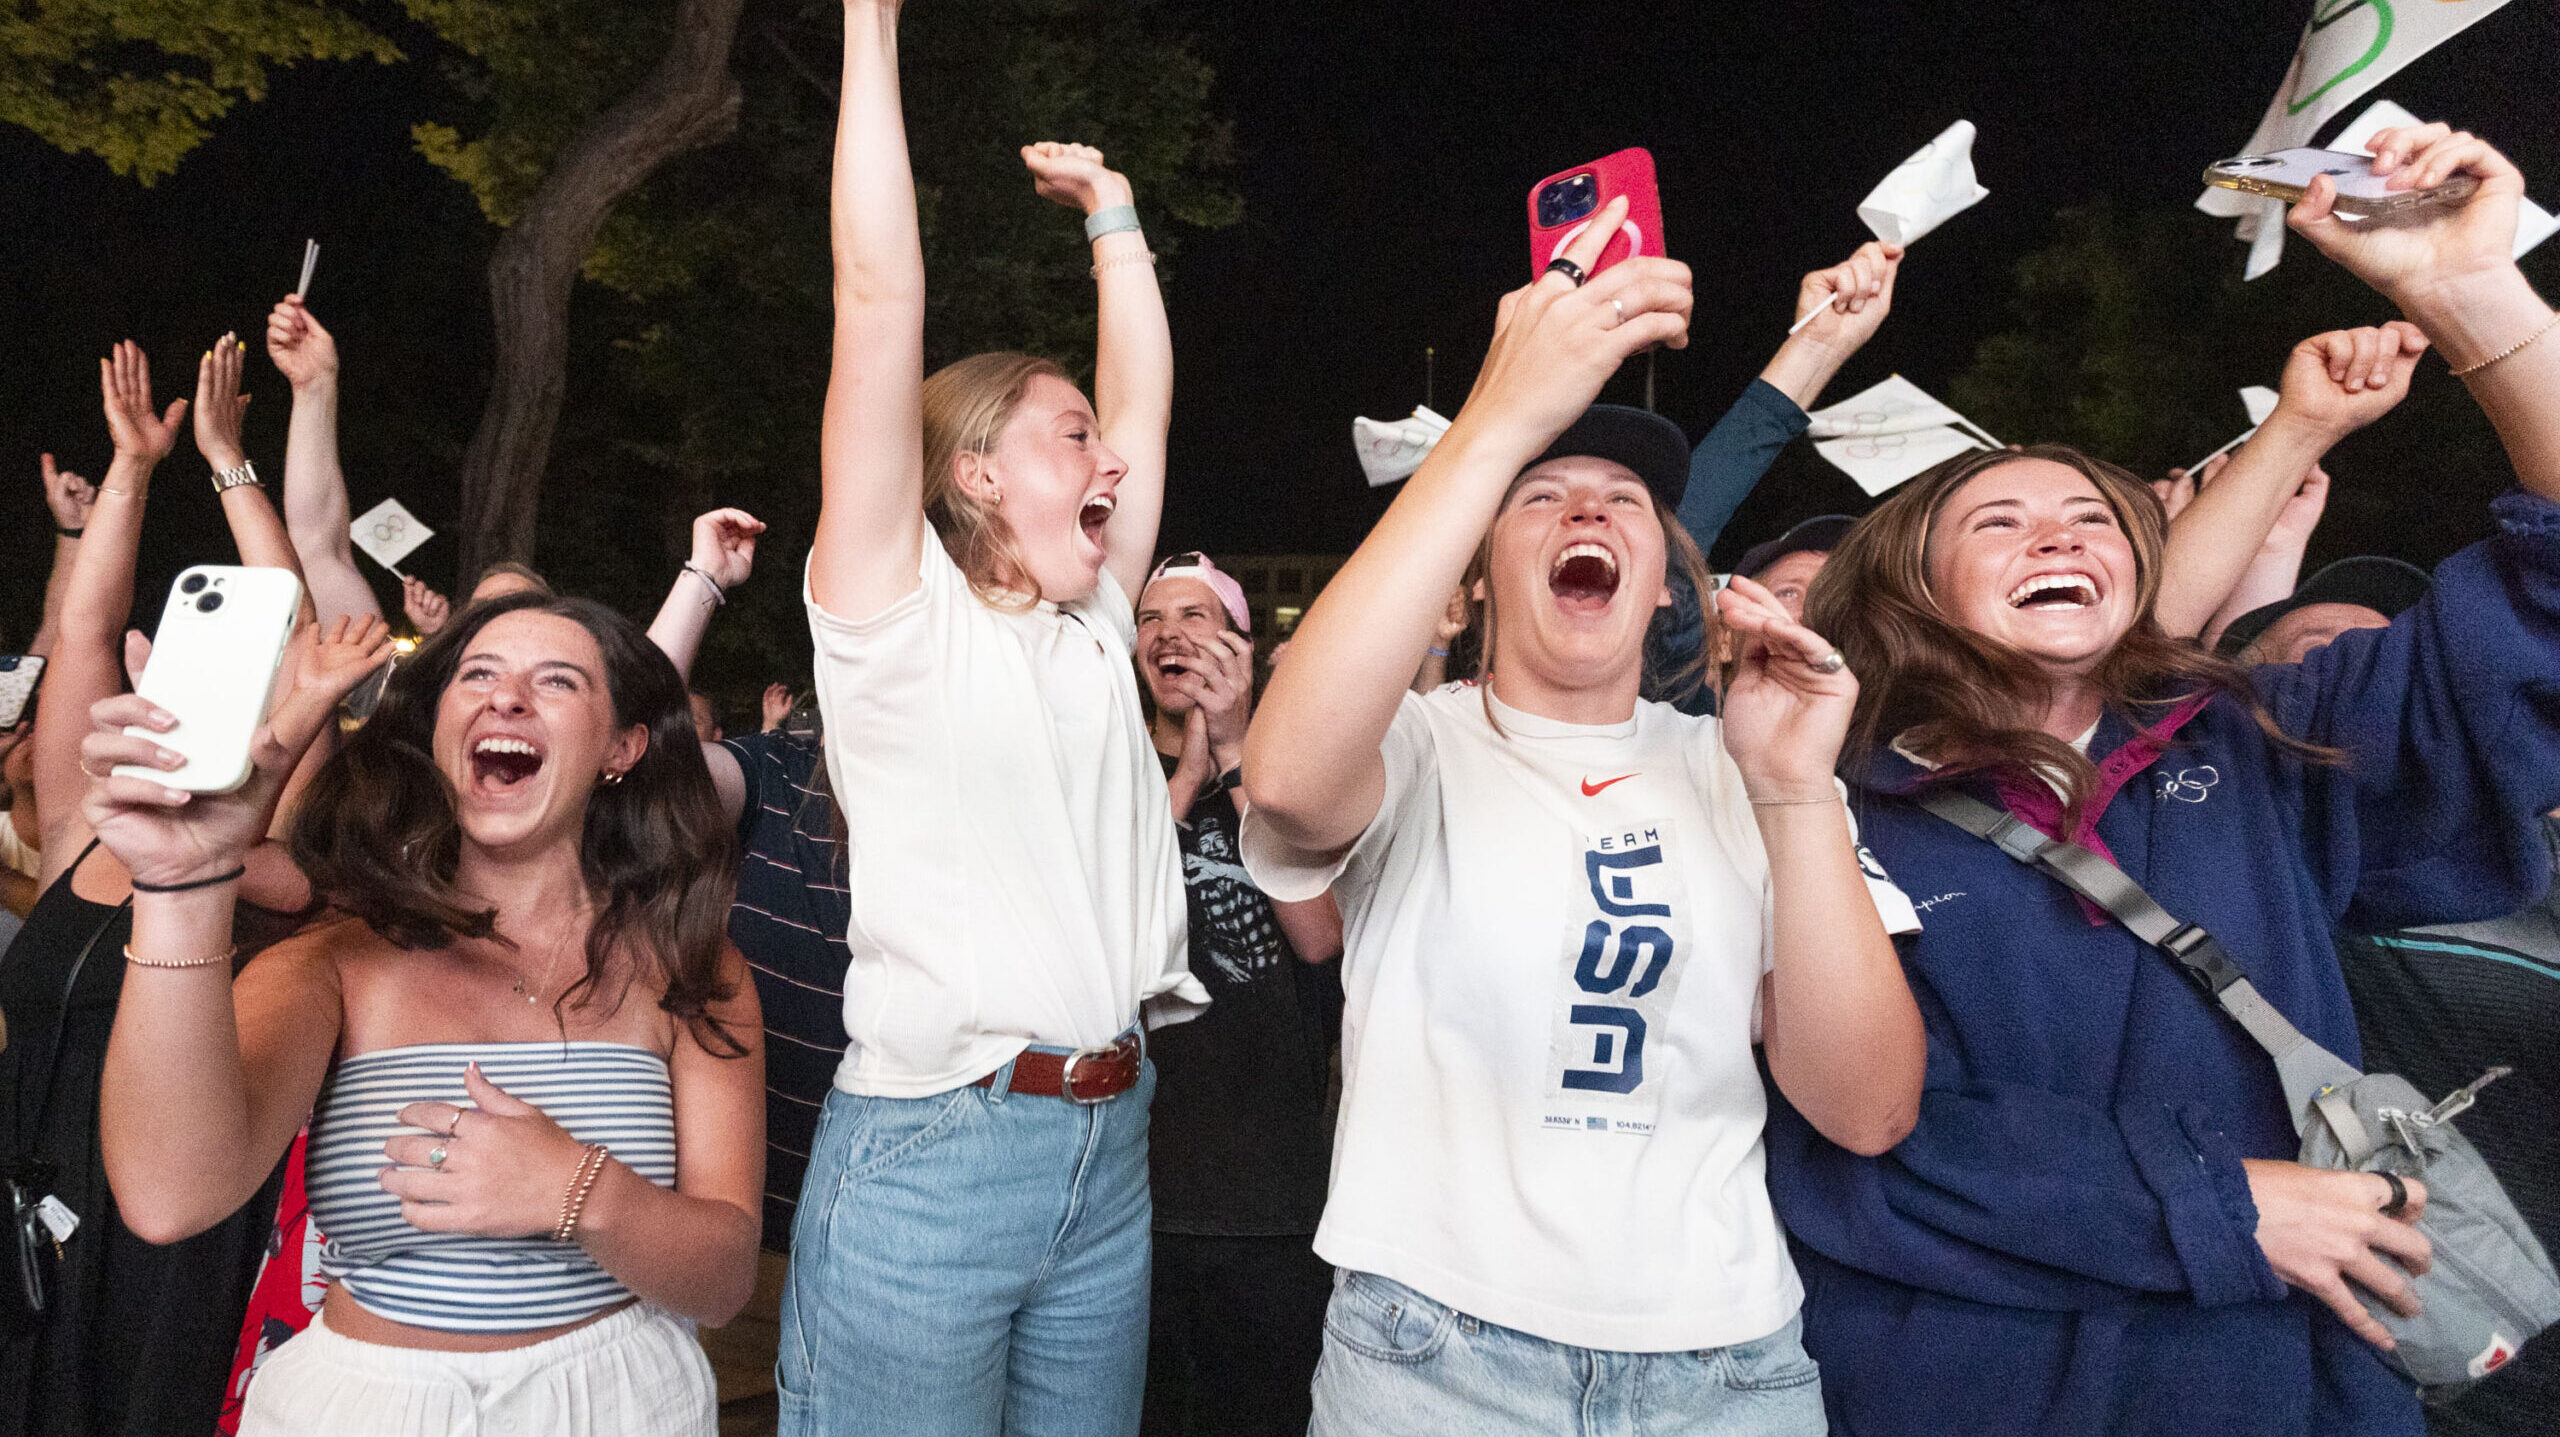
[511,931,577,1006]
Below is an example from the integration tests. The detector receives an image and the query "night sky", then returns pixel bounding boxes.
[6,0,2557,662]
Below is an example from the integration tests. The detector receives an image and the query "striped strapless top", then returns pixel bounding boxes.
[305,1042,678,1334]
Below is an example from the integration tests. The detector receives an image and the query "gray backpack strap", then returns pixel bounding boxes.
[1917,790,2365,1139]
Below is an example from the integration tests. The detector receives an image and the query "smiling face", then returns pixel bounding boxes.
[972,373,1128,603]
[1482,456,1673,700]
[1923,459,2140,677]
[433,609,648,857]
[1135,576,1231,716]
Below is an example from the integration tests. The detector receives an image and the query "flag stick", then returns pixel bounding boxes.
[2182,426,2257,476]
[295,240,319,299]
[1786,296,1840,337]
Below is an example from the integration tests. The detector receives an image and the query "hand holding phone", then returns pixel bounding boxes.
[114,566,304,794]
[1527,148,1665,282]
[2204,149,2477,217]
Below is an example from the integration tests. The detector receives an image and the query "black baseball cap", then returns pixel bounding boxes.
[2216,556,2433,658]
[1526,404,1692,513]
[1733,514,1857,582]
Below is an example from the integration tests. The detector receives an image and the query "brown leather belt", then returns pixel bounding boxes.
[970,1033,1144,1104]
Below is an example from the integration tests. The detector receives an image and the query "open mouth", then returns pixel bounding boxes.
[2007,572,2100,611]
[470,734,545,792]
[1548,542,1621,609]
[1079,493,1116,542]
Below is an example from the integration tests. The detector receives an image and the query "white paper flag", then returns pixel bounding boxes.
[1353,405,1452,487]
[1806,374,1995,496]
[2198,3,2523,274]
[351,497,433,572]
[1858,121,1990,246]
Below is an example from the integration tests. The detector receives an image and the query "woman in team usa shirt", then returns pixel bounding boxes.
[1241,198,1927,1436]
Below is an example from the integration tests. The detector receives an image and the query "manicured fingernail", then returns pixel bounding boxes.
[148,708,175,727]
[162,787,187,802]
[157,748,180,766]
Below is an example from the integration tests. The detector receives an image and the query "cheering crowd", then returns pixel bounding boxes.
[5,6,2560,1437]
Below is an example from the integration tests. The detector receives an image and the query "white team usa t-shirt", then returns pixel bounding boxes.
[1243,684,1919,1353]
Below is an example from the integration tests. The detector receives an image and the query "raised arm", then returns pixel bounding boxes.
[808,0,929,623]
[1245,203,1691,852]
[1677,242,1900,560]
[30,453,96,660]
[2296,125,2560,503]
[2156,325,2422,640]
[1022,142,1172,601]
[194,334,317,624]
[33,344,186,887]
[2199,461,2329,651]
[645,507,763,822]
[266,296,382,624]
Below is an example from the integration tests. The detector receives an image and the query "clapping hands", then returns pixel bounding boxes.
[100,341,188,467]
[194,334,252,474]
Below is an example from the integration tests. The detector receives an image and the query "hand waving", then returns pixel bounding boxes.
[1789,241,1904,352]
[41,452,97,531]
[1021,141,1131,215]
[688,507,767,592]
[194,334,252,474]
[288,614,397,709]
[2271,323,2428,440]
[402,575,451,636]
[100,341,188,466]
[383,1062,592,1239]
[2289,125,2523,306]
[266,296,340,391]
[1714,575,1858,802]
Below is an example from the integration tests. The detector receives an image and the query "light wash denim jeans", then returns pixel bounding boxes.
[1308,1270,1829,1437]
[775,1050,1156,1437]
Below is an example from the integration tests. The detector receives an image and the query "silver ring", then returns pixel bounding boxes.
[426,1145,449,1170]
[1813,650,1847,675]
[443,1110,465,1139]
[1609,299,1625,327]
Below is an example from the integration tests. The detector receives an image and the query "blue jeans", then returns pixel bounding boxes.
[776,1051,1156,1437]
[1309,1270,1829,1437]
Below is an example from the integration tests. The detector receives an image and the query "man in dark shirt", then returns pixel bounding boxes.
[1134,555,1343,1437]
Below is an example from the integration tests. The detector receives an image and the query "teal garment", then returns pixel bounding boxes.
[1653,377,1809,710]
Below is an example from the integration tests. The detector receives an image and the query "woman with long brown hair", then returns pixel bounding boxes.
[1767,126,2560,1437]
[80,591,764,1436]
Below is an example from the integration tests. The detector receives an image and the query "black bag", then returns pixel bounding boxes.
[1920,790,2560,1392]
[0,896,126,1341]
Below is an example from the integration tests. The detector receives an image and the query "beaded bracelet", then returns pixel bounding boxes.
[554,1143,611,1243]
[1090,251,1158,278]
[2449,311,2560,379]
[123,943,236,970]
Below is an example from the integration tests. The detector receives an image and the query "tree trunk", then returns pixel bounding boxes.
[453,0,748,582]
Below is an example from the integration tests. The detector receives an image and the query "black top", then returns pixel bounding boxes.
[0,845,280,1437]
[1145,752,1338,1237]
[2337,826,2560,1437]
[718,731,853,1251]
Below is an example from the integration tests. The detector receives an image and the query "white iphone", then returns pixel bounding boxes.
[2203,149,2479,217]
[116,566,304,794]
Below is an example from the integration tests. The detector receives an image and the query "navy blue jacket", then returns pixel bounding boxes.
[1769,491,2560,1437]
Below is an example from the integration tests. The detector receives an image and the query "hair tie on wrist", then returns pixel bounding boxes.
[129,866,247,894]
[681,561,727,606]
[56,524,84,539]
[1426,646,1450,658]
[1084,205,1142,242]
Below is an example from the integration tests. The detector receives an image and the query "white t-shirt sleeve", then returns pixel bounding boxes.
[1750,784,1920,1042]
[1242,689,1436,904]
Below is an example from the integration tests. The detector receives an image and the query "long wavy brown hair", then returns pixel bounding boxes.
[1804,443,2336,830]
[289,592,744,1055]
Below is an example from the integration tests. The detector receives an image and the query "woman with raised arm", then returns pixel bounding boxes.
[266,295,387,626]
[1241,204,1926,1436]
[85,589,763,1437]
[782,4,1197,1434]
[1769,126,2560,1437]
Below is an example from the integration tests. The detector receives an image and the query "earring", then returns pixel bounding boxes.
[599,770,625,786]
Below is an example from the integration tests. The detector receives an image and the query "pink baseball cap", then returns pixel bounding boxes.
[1143,551,1252,634]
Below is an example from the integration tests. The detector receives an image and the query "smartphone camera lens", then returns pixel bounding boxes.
[196,591,225,614]
[1537,174,1599,229]
[180,573,209,595]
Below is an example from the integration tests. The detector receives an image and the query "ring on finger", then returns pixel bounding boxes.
[2379,1170,2409,1218]
[1543,256,1589,288]
[443,1110,465,1139]
[427,1145,449,1170]
[1812,650,1848,675]
[79,757,117,780]
[1608,299,1625,327]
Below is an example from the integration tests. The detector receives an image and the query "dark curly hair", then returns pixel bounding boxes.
[289,592,742,1054]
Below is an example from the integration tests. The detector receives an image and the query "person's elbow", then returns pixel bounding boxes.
[106,1178,222,1246]
[681,1224,763,1328]
[1813,1094,1920,1157]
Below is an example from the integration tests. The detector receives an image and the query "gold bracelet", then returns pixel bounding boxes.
[553,1143,611,1242]
[2450,311,2560,379]
[1090,250,1158,278]
[121,943,236,970]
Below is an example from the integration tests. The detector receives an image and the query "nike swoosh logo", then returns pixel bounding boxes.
[1581,774,1638,796]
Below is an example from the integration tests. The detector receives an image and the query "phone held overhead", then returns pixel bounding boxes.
[114,566,304,794]
[2204,148,2479,216]
[1527,148,1664,282]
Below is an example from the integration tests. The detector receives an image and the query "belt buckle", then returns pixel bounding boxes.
[1058,1036,1133,1105]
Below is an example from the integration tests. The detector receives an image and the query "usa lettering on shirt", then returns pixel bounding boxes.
[1543,820,1689,1136]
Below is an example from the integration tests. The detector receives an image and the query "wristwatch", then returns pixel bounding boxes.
[211,460,261,493]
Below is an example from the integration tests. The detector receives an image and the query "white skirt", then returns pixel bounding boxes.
[239,1300,716,1437]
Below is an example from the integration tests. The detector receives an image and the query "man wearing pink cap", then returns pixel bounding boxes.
[1133,553,1344,1437]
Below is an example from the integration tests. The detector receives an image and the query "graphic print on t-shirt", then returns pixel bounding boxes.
[1543,819,1688,1136]
[1182,812,1287,983]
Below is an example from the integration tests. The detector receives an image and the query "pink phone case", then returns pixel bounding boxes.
[1527,148,1665,281]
